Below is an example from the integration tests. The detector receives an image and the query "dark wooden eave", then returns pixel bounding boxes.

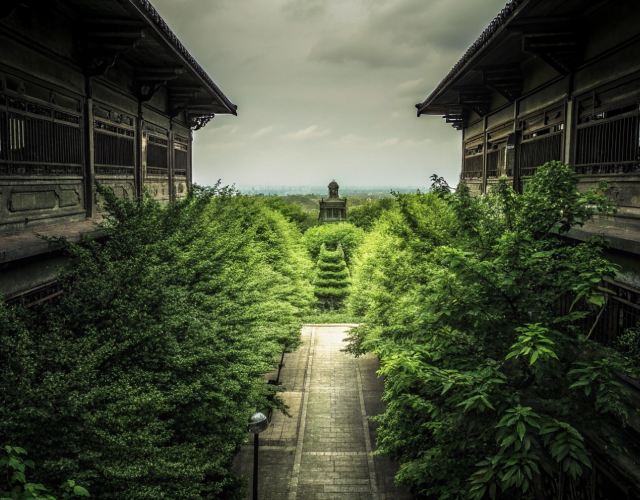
[415,0,530,120]
[126,0,237,116]
[62,0,237,120]
[415,0,589,127]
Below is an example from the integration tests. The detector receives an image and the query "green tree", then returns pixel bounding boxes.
[0,186,313,499]
[348,198,395,230]
[302,222,364,267]
[347,162,638,499]
[261,195,317,232]
[313,244,351,311]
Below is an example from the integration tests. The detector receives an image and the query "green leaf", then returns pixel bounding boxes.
[516,421,526,441]
[73,485,90,497]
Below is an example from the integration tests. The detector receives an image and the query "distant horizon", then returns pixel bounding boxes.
[231,183,424,196]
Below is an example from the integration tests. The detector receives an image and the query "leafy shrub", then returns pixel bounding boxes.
[615,327,640,365]
[0,445,89,499]
[261,195,317,231]
[348,162,637,498]
[302,223,364,267]
[0,186,313,499]
[348,198,395,230]
[313,244,351,310]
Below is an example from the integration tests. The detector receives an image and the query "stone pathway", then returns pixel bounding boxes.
[233,325,411,499]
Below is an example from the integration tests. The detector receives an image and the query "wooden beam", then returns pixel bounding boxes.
[134,68,185,101]
[138,67,185,75]
[79,22,147,76]
[0,0,21,18]
[482,65,523,101]
[86,42,144,51]
[169,85,202,92]
[86,30,146,39]
[443,109,468,130]
[84,18,143,27]
[521,28,583,75]
[453,87,491,116]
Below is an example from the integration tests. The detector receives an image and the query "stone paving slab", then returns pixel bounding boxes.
[233,325,412,499]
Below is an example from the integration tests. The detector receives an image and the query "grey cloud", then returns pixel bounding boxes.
[395,78,425,97]
[282,0,327,20]
[309,0,507,68]
[310,36,418,67]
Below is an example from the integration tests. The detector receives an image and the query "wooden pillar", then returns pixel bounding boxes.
[136,102,144,199]
[511,99,520,192]
[187,130,193,193]
[169,121,175,202]
[459,126,465,186]
[83,76,96,217]
[481,115,488,194]
[564,74,575,166]
[564,99,574,166]
[512,97,522,193]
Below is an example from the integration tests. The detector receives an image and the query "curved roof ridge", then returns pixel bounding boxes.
[416,0,528,116]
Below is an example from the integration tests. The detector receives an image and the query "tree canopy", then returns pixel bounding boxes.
[347,197,395,230]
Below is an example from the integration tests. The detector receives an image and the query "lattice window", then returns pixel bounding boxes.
[146,135,168,176]
[486,122,513,178]
[144,124,169,177]
[0,93,83,176]
[462,136,483,179]
[173,136,188,177]
[517,105,564,177]
[93,105,135,177]
[94,120,135,176]
[574,89,640,175]
[486,149,500,178]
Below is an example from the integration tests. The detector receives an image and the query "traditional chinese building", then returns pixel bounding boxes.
[319,180,347,223]
[0,0,236,304]
[416,0,640,496]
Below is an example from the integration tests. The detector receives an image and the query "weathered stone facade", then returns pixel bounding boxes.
[0,0,235,302]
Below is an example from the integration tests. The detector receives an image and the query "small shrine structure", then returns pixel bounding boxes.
[319,180,347,223]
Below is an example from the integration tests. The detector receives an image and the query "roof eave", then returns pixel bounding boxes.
[127,0,238,116]
[416,0,533,117]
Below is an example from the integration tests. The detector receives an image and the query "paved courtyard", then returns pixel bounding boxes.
[233,325,411,499]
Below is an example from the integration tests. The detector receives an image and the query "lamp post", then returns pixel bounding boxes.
[248,411,268,500]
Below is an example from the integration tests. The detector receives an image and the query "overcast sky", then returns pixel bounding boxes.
[152,0,506,189]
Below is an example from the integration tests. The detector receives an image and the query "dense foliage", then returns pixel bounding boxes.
[302,222,364,267]
[261,195,318,231]
[347,198,395,230]
[313,244,351,311]
[347,163,639,499]
[1,445,89,500]
[0,186,313,499]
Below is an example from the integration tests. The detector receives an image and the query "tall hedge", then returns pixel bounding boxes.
[313,243,351,311]
[302,222,364,267]
[0,186,313,499]
[347,163,640,499]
